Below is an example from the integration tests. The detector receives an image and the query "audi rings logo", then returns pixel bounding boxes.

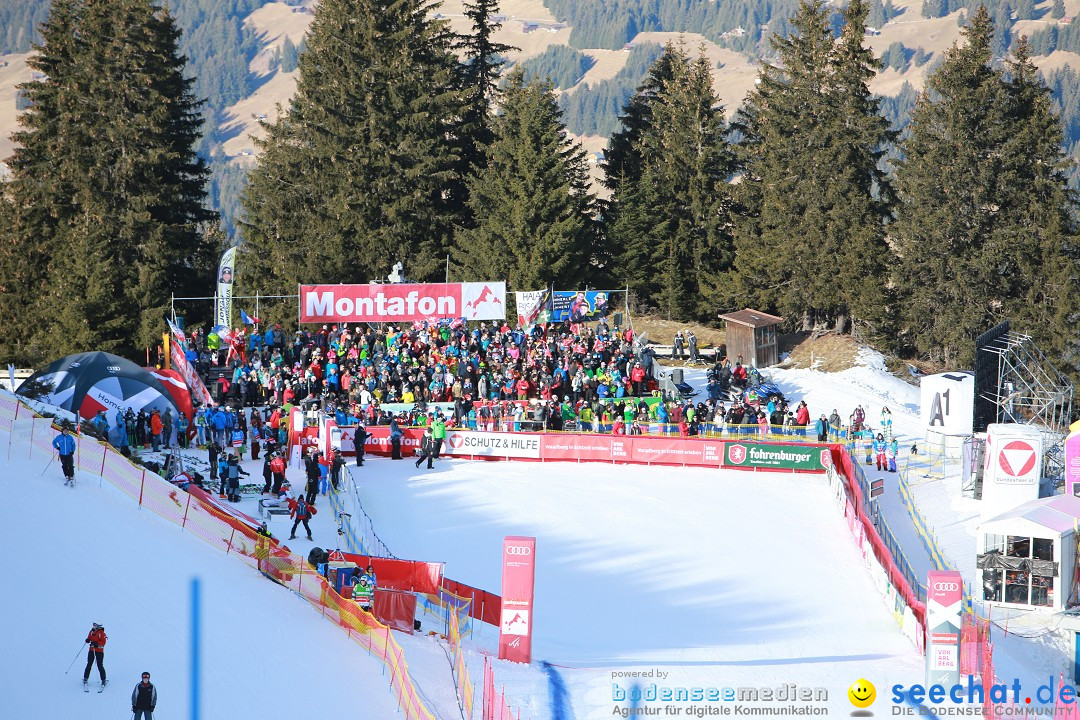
[933,582,959,592]
[506,546,532,556]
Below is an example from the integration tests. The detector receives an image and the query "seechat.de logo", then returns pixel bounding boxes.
[506,546,532,556]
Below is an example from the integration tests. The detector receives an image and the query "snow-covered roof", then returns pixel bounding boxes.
[981,494,1080,536]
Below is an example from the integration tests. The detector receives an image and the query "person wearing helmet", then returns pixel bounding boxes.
[52,425,77,485]
[82,622,107,690]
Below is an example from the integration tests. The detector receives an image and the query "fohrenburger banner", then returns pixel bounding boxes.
[299,282,505,324]
[215,247,237,329]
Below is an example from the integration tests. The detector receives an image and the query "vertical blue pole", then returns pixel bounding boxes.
[191,578,201,720]
[1074,631,1080,685]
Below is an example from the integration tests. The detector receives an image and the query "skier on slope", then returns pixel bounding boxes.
[82,622,107,691]
[131,671,157,719]
[52,424,76,486]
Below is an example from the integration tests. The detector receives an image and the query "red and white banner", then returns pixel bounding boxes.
[499,536,536,664]
[299,282,506,324]
[445,430,541,459]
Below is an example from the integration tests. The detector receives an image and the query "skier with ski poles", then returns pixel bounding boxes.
[52,424,76,486]
[82,622,107,691]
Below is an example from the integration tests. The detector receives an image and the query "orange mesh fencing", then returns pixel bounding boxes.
[0,395,17,432]
[76,435,107,475]
[31,416,57,459]
[450,606,476,719]
[102,449,145,502]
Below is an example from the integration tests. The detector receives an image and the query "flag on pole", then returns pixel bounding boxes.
[214,246,237,329]
[240,309,260,325]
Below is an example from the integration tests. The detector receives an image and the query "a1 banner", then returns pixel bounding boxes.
[444,430,541,459]
[722,442,831,472]
[300,282,506,324]
[499,536,536,664]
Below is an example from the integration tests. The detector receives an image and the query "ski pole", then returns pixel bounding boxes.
[64,641,86,673]
[41,451,57,476]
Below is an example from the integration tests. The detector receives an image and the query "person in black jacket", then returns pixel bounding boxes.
[131,671,157,719]
[304,450,321,504]
[354,424,369,466]
[415,428,435,470]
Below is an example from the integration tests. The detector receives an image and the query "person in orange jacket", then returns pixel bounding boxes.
[83,622,107,690]
[150,410,164,452]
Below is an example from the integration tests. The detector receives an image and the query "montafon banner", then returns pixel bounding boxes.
[722,442,832,471]
[215,246,237,329]
[299,282,505,324]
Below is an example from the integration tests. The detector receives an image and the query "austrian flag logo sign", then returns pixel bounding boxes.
[998,440,1037,477]
[449,434,464,449]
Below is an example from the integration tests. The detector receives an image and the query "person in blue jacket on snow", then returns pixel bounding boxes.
[52,424,77,485]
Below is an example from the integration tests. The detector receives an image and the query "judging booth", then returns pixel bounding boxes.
[977,494,1080,611]
[919,371,974,460]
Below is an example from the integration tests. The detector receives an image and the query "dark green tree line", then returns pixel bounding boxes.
[0,0,215,363]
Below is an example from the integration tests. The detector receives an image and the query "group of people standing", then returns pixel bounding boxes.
[77,622,157,718]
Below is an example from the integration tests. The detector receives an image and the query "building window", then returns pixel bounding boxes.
[982,569,1002,602]
[1007,536,1031,558]
[1005,570,1029,604]
[1031,574,1053,607]
[984,534,1005,554]
[1033,538,1054,561]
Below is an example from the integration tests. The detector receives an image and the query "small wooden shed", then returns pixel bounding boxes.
[718,309,785,368]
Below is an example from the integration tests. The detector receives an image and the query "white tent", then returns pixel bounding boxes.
[977,495,1080,612]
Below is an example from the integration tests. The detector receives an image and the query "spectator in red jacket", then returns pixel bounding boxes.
[149,410,163,452]
[289,495,316,541]
[515,377,530,400]
[83,623,107,689]
[795,401,811,438]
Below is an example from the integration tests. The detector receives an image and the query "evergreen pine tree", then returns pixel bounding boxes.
[1052,0,1066,20]
[450,69,596,290]
[280,36,299,73]
[889,10,1080,369]
[606,43,736,319]
[730,0,894,334]
[240,0,469,322]
[1,0,213,361]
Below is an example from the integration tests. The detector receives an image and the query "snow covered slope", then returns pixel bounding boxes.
[358,456,925,717]
[0,435,407,720]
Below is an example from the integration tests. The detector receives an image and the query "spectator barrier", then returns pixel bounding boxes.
[0,393,437,720]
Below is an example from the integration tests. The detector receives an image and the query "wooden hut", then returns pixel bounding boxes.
[718,309,784,368]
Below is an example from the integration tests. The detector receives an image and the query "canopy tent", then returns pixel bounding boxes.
[148,368,195,424]
[976,494,1080,611]
[17,352,182,443]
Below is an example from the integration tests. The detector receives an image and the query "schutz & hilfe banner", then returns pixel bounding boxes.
[299,282,505,323]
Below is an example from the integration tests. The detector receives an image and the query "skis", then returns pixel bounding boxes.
[97,680,107,693]
[82,679,105,693]
[64,478,76,487]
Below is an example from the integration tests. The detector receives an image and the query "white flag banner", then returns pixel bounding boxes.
[215,246,237,329]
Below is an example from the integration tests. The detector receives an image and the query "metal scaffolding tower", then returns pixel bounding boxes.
[978,330,1074,479]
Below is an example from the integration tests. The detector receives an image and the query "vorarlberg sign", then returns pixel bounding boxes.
[723,442,832,471]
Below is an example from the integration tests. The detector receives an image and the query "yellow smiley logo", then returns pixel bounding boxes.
[848,679,876,709]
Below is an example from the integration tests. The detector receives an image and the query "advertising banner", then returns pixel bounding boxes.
[299,282,506,324]
[550,290,615,323]
[514,289,551,327]
[925,570,962,687]
[168,329,213,406]
[499,536,536,664]
[1066,431,1080,497]
[541,434,615,462]
[444,430,541,459]
[350,426,424,456]
[722,442,831,471]
[215,246,237,329]
[920,372,975,437]
[630,436,724,466]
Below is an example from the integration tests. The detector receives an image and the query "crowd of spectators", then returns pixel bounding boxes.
[170,318,867,444]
